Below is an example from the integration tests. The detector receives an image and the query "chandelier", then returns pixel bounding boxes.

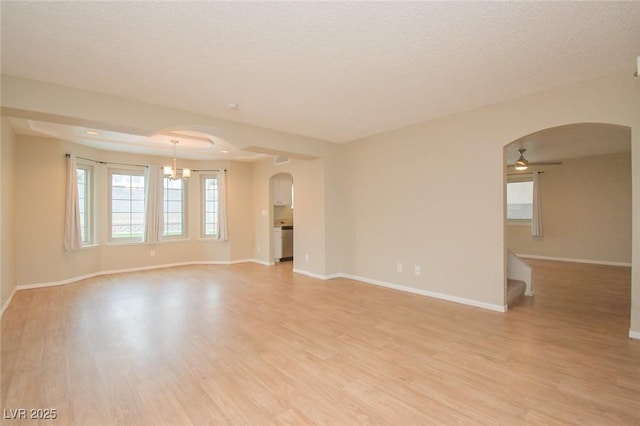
[163,140,191,180]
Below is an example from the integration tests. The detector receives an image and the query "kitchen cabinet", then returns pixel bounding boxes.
[272,176,293,206]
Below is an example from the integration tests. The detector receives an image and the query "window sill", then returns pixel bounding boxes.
[197,237,224,242]
[80,243,100,250]
[507,220,532,226]
[157,238,190,244]
[106,240,145,247]
[106,238,194,247]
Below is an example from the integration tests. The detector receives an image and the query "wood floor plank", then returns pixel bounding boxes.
[1,260,639,424]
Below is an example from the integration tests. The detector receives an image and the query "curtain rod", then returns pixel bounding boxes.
[66,155,227,172]
[66,154,148,169]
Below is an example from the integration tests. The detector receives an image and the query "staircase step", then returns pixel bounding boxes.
[507,279,526,306]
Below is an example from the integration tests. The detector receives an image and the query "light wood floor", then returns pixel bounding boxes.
[1,260,638,425]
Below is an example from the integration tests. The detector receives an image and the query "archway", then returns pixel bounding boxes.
[503,123,632,312]
[269,173,295,264]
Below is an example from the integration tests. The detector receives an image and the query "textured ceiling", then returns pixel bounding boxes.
[2,2,639,143]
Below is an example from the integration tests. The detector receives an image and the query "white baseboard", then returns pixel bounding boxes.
[251,259,275,266]
[293,268,507,312]
[227,259,252,265]
[630,330,640,340]
[516,254,631,267]
[339,273,507,313]
[0,286,17,318]
[16,260,259,290]
[292,268,341,280]
[323,273,343,280]
[15,261,513,314]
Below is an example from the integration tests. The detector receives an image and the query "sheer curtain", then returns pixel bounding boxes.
[145,165,164,243]
[532,171,543,237]
[216,170,228,241]
[64,154,82,251]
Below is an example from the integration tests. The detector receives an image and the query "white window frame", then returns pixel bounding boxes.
[201,174,219,238]
[76,163,94,246]
[162,177,187,239]
[507,178,534,223]
[109,168,146,243]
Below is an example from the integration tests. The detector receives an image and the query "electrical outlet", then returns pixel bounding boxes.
[150,250,156,257]
[305,253,310,262]
[257,245,261,252]
[397,263,403,273]
[414,265,421,275]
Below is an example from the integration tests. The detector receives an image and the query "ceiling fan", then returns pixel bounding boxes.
[508,148,562,170]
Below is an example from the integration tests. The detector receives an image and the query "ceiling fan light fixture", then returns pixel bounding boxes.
[515,148,529,170]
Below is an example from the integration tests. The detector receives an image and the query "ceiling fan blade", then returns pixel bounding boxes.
[507,161,563,168]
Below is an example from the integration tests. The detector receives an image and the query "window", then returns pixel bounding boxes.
[110,170,145,242]
[163,178,186,237]
[507,181,533,220]
[77,165,93,245]
[202,175,219,237]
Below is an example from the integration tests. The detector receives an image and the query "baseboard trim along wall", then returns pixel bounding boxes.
[338,273,507,313]
[292,268,341,280]
[15,259,262,291]
[252,259,276,266]
[11,262,521,315]
[516,254,631,267]
[264,268,508,312]
[630,330,640,340]
[0,287,17,319]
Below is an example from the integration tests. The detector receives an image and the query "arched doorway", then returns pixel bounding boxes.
[503,123,632,314]
[269,173,294,264]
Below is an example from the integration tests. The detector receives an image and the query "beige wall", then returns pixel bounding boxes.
[1,117,17,311]
[342,72,639,317]
[507,153,631,264]
[14,136,254,286]
[631,78,640,335]
[342,116,506,306]
[226,161,254,261]
[2,72,639,334]
[322,151,346,276]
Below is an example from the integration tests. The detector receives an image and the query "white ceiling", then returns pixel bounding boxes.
[2,2,639,156]
[6,117,267,161]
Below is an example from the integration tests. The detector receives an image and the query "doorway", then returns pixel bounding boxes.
[503,123,632,319]
[270,173,294,263]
